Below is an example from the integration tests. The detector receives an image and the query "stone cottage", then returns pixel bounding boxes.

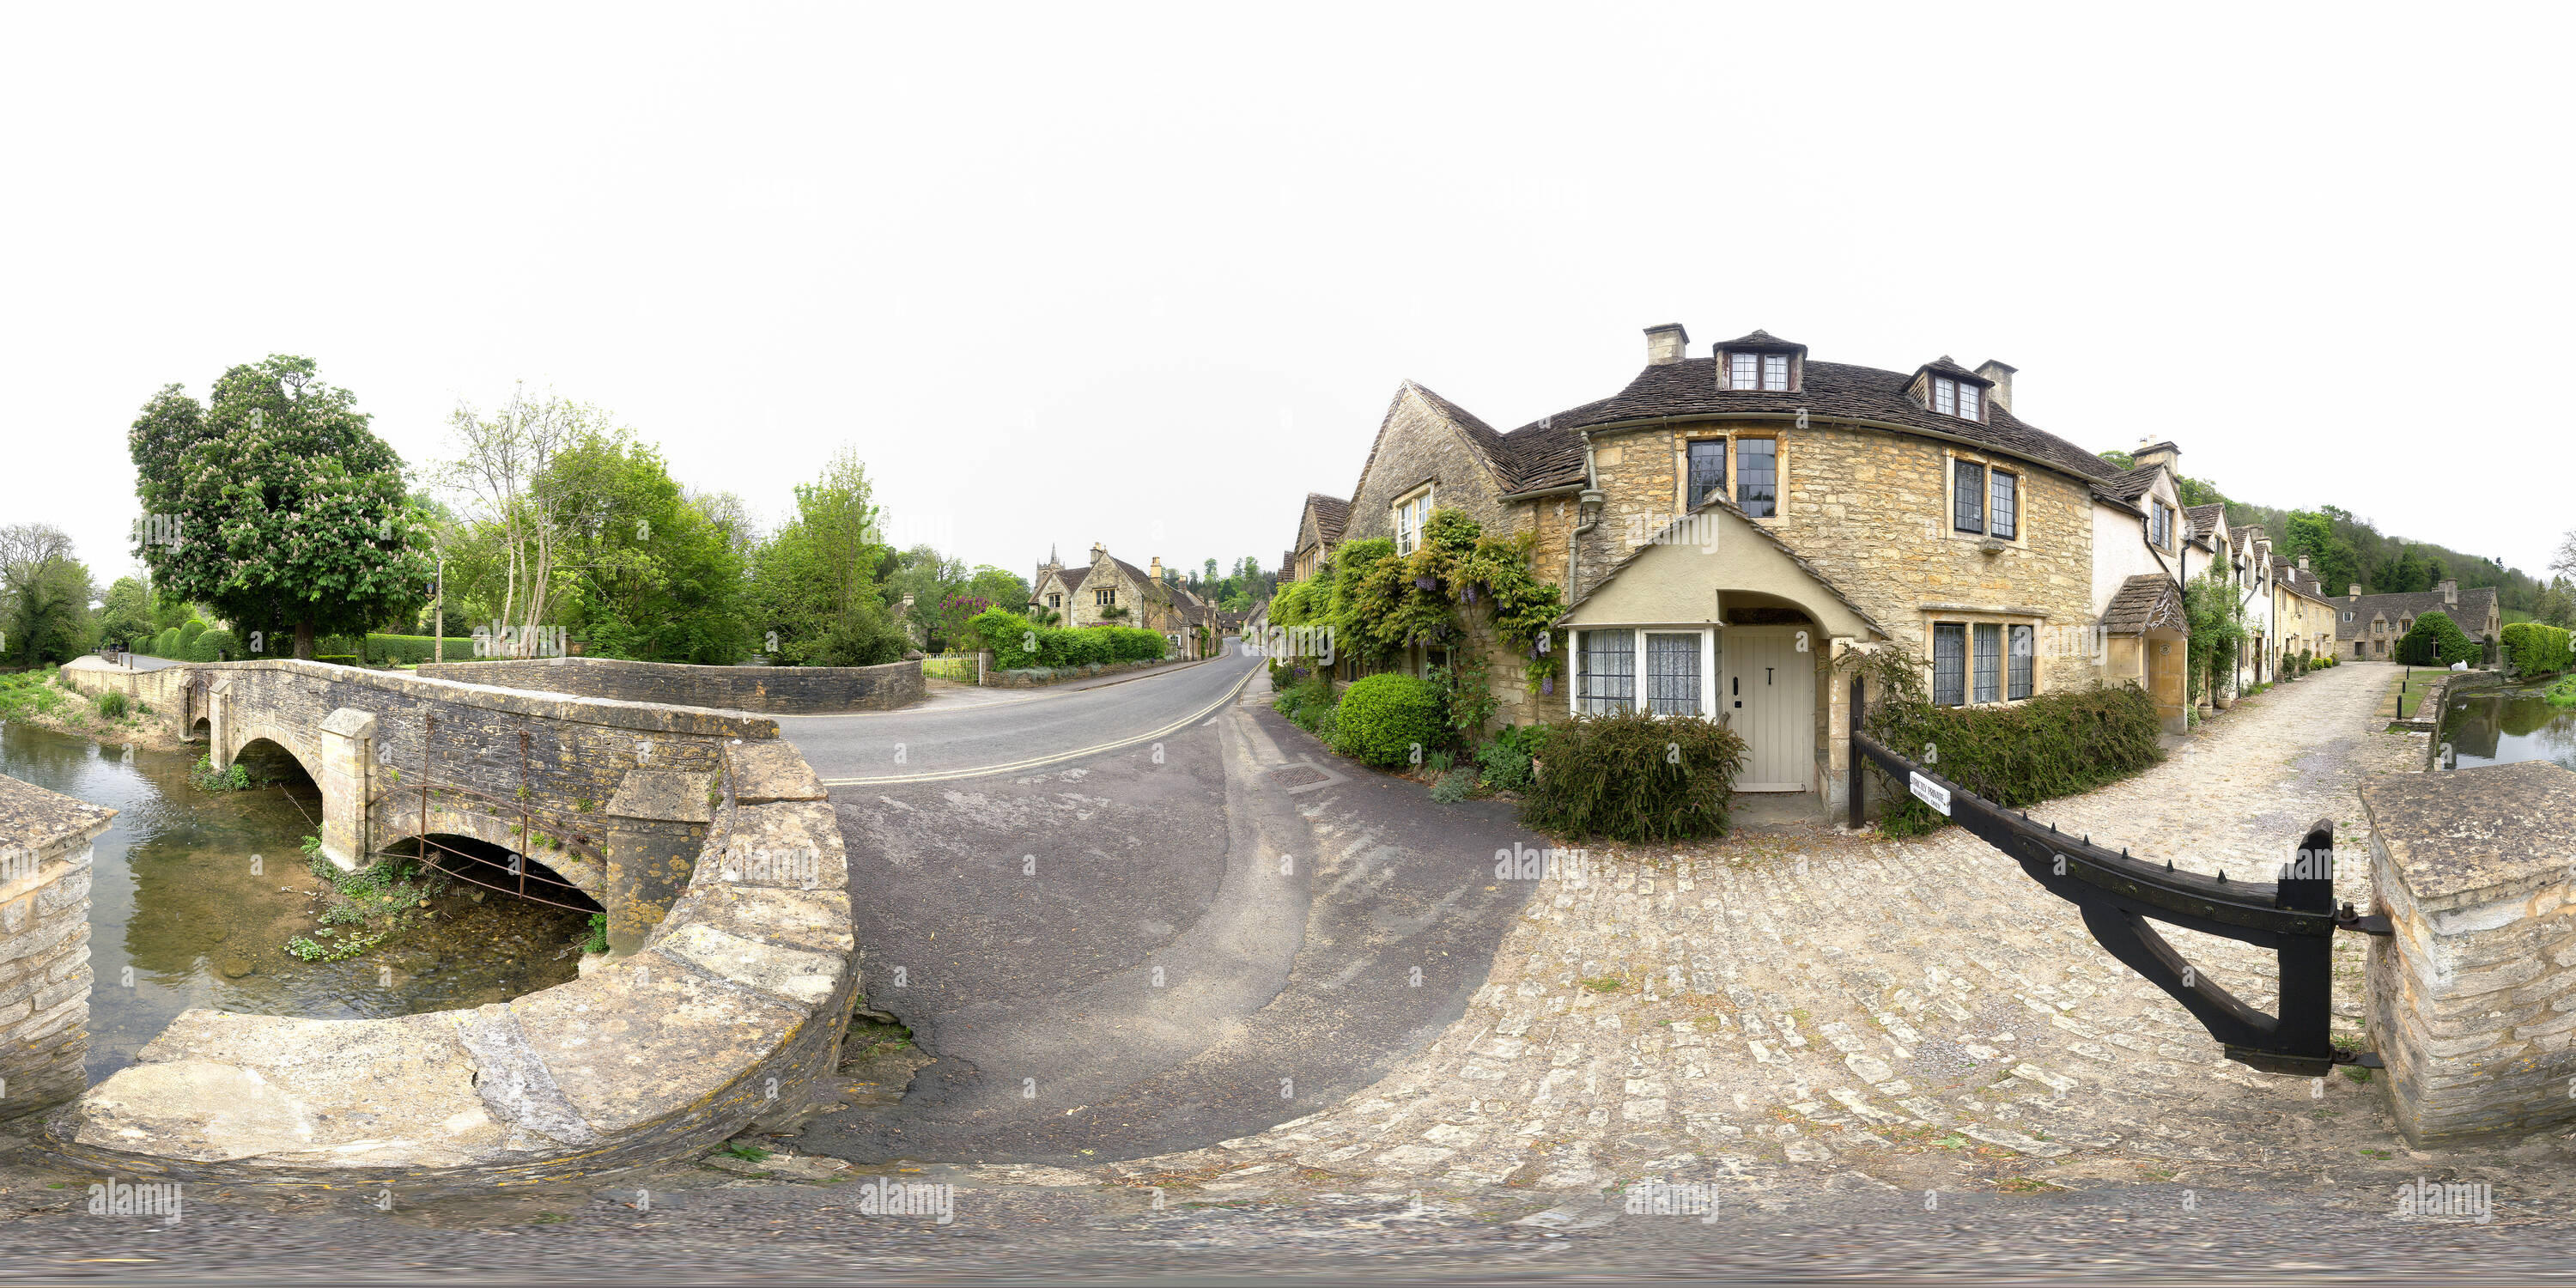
[1033,543,1204,653]
[1282,494,1349,586]
[2275,554,2339,665]
[1303,323,2152,818]
[2335,580,2502,660]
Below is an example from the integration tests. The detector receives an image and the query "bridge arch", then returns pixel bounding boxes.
[222,720,321,787]
[372,811,607,901]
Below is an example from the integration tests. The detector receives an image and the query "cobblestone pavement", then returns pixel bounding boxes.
[1105,661,2576,1215]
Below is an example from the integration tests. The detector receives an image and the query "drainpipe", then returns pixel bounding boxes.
[1565,440,1602,594]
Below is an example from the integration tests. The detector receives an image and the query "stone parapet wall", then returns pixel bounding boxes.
[35,735,859,1192]
[417,656,922,714]
[58,659,196,738]
[0,775,114,1123]
[2362,761,2576,1145]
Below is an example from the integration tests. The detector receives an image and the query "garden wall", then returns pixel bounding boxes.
[418,656,922,714]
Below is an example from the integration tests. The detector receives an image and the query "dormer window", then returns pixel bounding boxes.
[1932,376,1981,421]
[1727,352,1790,392]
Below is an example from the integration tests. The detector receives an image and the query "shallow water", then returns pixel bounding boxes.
[2441,681,2576,773]
[0,720,589,1084]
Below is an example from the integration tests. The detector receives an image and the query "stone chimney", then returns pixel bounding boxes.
[1644,323,1690,367]
[1975,360,2017,412]
[1091,541,1106,559]
[2350,585,2364,601]
[2441,579,2458,606]
[2132,440,2181,476]
[1150,556,1163,582]
[2299,555,2311,572]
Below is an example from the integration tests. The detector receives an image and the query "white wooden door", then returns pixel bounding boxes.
[1726,627,1815,792]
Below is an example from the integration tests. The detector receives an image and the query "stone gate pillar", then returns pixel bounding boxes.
[0,775,112,1123]
[2362,761,2576,1145]
[600,769,714,957]
[315,708,377,873]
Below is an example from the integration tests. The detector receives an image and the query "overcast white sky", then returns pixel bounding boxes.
[5,3,2569,595]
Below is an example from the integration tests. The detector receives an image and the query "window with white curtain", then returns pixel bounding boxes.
[1728,353,1759,390]
[1645,633,1701,715]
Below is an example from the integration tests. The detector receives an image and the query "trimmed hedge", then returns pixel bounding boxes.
[2503,622,2573,677]
[1331,673,1445,768]
[186,629,240,662]
[1864,681,2165,836]
[364,634,483,665]
[153,627,181,658]
[2396,611,2479,667]
[1520,710,1747,842]
[970,608,1168,671]
[178,619,208,649]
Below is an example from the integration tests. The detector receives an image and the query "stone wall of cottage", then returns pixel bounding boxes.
[1546,420,2102,693]
[1343,389,1516,548]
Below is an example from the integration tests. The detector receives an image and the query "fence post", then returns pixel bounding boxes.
[1846,673,1865,830]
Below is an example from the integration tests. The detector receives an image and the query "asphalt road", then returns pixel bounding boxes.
[780,651,1262,785]
[787,648,1543,1167]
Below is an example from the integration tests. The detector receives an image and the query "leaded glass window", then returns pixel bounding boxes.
[1646,633,1700,715]
[1729,353,1759,390]
[2008,624,2034,700]
[1974,623,2002,704]
[1736,439,1777,518]
[1953,459,1986,533]
[1578,629,1635,715]
[1959,383,1980,419]
[1762,353,1789,391]
[1990,471,2017,540]
[1933,623,1966,707]
[1933,377,1957,416]
[1687,440,1728,507]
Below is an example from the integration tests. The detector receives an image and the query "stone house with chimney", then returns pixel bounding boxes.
[2274,555,2338,664]
[2334,580,2502,660]
[1032,543,1203,649]
[2087,441,2195,732]
[1304,323,2154,818]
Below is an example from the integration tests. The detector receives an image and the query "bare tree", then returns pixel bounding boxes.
[2555,528,2576,582]
[440,385,610,651]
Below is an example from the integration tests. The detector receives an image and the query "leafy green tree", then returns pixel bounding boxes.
[540,430,750,664]
[128,356,430,658]
[0,525,94,665]
[748,449,908,665]
[95,576,154,649]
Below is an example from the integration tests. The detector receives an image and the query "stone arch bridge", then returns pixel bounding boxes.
[70,658,777,953]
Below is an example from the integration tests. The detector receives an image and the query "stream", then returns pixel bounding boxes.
[0,720,590,1084]
[2441,678,2576,773]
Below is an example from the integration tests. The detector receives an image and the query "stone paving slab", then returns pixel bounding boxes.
[1109,662,2576,1206]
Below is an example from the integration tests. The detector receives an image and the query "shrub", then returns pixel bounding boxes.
[363,634,482,665]
[2548,676,2576,708]
[1475,737,1534,793]
[811,617,910,666]
[1852,647,2165,836]
[1331,673,1447,768]
[2396,611,2479,667]
[153,627,180,658]
[1518,709,1747,842]
[2503,622,2574,677]
[95,690,129,720]
[187,629,238,662]
[178,619,208,649]
[1431,768,1475,803]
